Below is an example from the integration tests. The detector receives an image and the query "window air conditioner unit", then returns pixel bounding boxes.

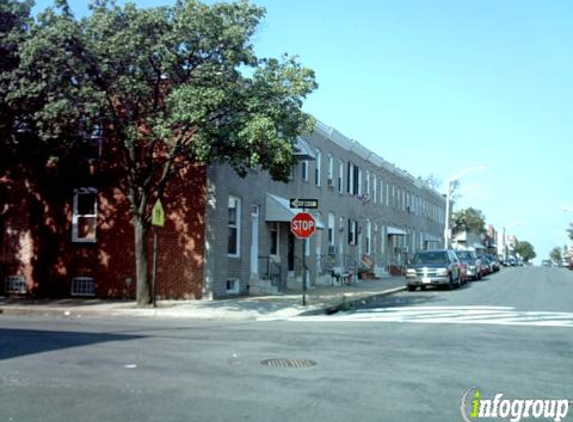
[327,245,336,256]
[327,178,334,187]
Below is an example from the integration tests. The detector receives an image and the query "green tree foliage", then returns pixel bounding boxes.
[568,223,573,241]
[5,0,317,305]
[0,0,33,139]
[451,207,486,235]
[549,247,562,265]
[514,240,536,262]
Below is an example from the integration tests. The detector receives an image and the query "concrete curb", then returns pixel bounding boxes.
[322,286,406,315]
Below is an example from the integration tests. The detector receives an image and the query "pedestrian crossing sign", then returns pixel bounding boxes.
[152,199,165,227]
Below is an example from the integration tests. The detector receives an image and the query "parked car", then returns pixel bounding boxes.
[454,250,482,281]
[405,249,462,291]
[484,254,500,272]
[479,256,492,275]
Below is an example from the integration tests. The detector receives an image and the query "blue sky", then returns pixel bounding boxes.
[34,0,573,262]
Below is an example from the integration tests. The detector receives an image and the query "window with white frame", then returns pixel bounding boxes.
[72,188,98,243]
[226,278,240,294]
[314,150,322,186]
[373,175,377,204]
[301,160,309,182]
[348,219,357,245]
[327,154,334,186]
[365,170,370,198]
[365,219,372,255]
[327,212,335,246]
[347,162,354,194]
[228,196,241,257]
[338,160,344,193]
[357,167,363,196]
[270,222,280,256]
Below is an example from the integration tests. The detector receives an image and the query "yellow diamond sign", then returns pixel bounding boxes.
[152,199,165,227]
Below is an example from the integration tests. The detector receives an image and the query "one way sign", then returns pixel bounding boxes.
[289,198,319,209]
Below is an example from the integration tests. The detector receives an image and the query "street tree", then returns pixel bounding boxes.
[0,0,33,140]
[7,0,317,305]
[549,247,562,265]
[568,223,573,241]
[514,240,536,263]
[451,207,486,235]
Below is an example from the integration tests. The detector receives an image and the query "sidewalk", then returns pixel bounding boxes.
[0,276,405,321]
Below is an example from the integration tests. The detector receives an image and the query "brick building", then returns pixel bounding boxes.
[0,130,206,299]
[203,120,446,298]
[1,118,446,300]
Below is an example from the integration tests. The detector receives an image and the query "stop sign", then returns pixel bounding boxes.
[290,212,316,239]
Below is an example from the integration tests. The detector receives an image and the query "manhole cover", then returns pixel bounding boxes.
[261,358,317,368]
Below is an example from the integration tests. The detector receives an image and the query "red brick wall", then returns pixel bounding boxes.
[0,146,206,300]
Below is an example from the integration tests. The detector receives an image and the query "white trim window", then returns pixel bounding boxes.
[365,170,370,198]
[270,222,280,257]
[72,188,98,243]
[327,154,334,186]
[338,160,344,194]
[228,196,241,257]
[327,212,335,246]
[302,160,309,182]
[366,219,372,255]
[314,150,322,187]
[372,175,377,204]
[226,278,240,294]
[348,219,358,245]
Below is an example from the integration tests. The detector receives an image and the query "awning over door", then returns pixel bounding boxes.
[387,226,407,236]
[265,194,324,229]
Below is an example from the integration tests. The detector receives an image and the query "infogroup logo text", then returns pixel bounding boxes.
[460,387,571,422]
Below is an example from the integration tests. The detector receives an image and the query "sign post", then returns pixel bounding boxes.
[151,199,165,308]
[290,211,316,306]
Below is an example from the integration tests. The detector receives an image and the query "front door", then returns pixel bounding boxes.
[288,232,295,272]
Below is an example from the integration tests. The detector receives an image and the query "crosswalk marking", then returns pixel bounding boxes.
[261,306,573,327]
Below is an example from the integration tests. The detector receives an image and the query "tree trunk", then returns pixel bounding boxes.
[134,216,152,306]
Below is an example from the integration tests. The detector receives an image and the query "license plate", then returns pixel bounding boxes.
[422,277,431,284]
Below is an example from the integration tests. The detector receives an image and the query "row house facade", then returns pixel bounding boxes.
[1,119,446,300]
[203,120,446,298]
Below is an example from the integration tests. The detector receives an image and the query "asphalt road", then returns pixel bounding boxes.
[1,267,572,422]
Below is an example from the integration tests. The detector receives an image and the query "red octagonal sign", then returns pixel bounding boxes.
[291,212,316,239]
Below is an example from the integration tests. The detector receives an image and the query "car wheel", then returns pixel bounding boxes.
[407,285,416,292]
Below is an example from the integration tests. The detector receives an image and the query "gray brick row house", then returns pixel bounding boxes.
[203,119,446,299]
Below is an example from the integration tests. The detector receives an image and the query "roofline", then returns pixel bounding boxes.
[313,118,445,202]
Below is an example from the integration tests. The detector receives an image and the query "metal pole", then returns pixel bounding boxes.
[302,238,307,306]
[302,205,307,306]
[444,180,451,248]
[152,226,158,308]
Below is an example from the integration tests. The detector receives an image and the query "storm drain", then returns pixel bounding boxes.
[260,359,317,368]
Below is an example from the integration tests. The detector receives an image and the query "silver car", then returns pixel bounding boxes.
[405,249,462,291]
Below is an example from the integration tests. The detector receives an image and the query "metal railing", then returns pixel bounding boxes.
[258,256,284,291]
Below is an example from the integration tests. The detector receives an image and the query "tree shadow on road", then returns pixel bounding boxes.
[0,328,143,360]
